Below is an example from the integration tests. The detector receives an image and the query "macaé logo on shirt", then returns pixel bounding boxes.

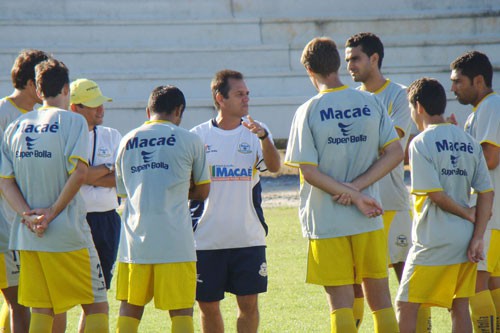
[26,136,37,150]
[18,121,59,134]
[211,165,252,181]
[451,155,459,168]
[338,123,352,136]
[141,151,154,163]
[320,105,371,122]
[126,134,176,150]
[238,142,252,154]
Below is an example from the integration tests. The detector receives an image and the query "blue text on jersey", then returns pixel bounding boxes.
[126,134,176,150]
[320,106,371,122]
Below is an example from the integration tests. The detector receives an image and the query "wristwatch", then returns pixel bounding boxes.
[104,163,115,173]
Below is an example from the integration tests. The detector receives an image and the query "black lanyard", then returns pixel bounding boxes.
[90,127,97,166]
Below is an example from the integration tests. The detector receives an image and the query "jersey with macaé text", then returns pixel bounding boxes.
[190,120,271,250]
[0,97,29,251]
[464,92,500,230]
[370,80,412,211]
[409,124,492,265]
[285,85,399,239]
[0,107,93,252]
[116,120,210,264]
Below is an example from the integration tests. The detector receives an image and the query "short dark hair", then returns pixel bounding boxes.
[345,32,384,68]
[35,59,69,99]
[11,49,49,89]
[148,85,185,115]
[301,37,340,76]
[211,69,244,110]
[450,51,493,88]
[407,78,446,116]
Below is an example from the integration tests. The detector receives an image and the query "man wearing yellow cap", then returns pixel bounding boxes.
[70,79,121,332]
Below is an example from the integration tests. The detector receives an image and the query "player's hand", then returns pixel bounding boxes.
[22,212,45,237]
[23,207,55,237]
[332,193,352,205]
[465,206,476,224]
[446,113,458,125]
[467,237,484,263]
[242,115,267,139]
[351,193,383,218]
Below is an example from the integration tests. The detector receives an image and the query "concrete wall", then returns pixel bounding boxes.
[1,0,499,138]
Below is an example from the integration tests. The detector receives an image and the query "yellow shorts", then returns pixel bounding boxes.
[307,229,388,286]
[116,262,196,310]
[0,250,20,289]
[19,248,107,314]
[396,262,476,308]
[480,229,500,276]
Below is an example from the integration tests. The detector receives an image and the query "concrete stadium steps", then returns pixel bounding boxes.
[1,0,499,138]
[0,20,263,49]
[2,0,494,21]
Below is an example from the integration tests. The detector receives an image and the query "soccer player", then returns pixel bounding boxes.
[396,77,493,333]
[70,78,121,332]
[344,32,430,331]
[451,51,500,332]
[190,69,281,333]
[0,48,48,332]
[285,37,403,333]
[0,58,109,332]
[115,85,210,333]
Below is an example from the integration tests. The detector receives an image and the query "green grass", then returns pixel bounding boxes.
[21,207,454,331]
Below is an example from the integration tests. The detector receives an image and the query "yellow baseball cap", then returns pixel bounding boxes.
[70,78,112,107]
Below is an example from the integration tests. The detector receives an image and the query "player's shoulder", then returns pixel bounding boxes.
[190,120,211,133]
[479,93,500,114]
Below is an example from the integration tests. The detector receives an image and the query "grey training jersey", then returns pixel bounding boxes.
[0,107,93,252]
[0,97,28,251]
[371,80,412,211]
[409,124,492,265]
[116,120,210,264]
[285,86,399,239]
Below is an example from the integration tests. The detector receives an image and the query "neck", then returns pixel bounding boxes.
[8,89,37,111]
[314,72,344,91]
[215,113,241,130]
[150,113,176,124]
[42,96,68,110]
[423,115,446,129]
[473,88,494,107]
[361,73,386,93]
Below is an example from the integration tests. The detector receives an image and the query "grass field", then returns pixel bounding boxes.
[56,206,452,332]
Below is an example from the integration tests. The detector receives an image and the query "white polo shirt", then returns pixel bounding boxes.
[80,126,122,213]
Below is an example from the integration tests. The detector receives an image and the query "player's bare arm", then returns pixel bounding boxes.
[27,160,88,233]
[189,182,210,201]
[242,115,281,172]
[467,190,494,263]
[351,140,404,191]
[427,190,476,223]
[481,142,500,170]
[85,164,116,187]
[300,164,383,217]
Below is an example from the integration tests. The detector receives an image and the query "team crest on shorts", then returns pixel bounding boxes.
[396,235,408,247]
[238,142,252,154]
[259,262,267,277]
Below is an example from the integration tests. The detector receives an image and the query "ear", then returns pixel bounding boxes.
[416,101,425,114]
[472,74,485,88]
[215,92,224,106]
[370,53,379,67]
[146,107,151,119]
[69,104,77,112]
[175,105,184,118]
[62,83,70,96]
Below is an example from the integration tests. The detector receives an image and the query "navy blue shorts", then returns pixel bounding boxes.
[196,246,267,302]
[86,210,121,289]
